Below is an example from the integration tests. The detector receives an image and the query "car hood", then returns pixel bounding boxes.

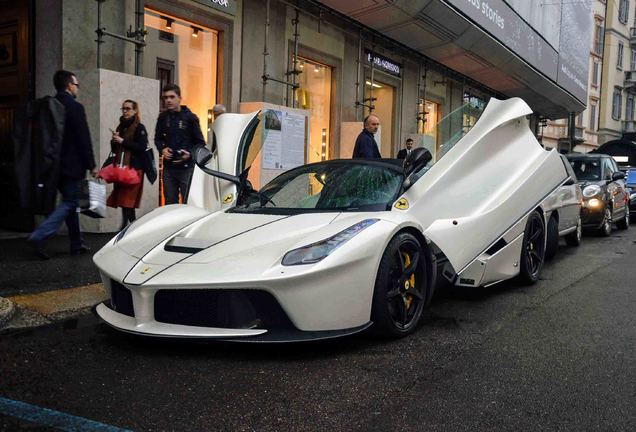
[100,208,384,285]
[578,180,606,189]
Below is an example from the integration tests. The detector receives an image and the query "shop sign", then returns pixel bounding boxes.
[365,50,401,77]
[192,0,237,16]
[444,0,558,82]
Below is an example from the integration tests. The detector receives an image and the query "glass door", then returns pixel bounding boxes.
[364,78,395,157]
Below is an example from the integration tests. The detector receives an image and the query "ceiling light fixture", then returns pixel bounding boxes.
[163,16,174,30]
[191,26,201,37]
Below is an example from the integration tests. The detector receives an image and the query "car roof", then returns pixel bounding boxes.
[299,158,405,172]
[565,153,607,160]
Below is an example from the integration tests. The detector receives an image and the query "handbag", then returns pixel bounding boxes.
[98,151,142,185]
[140,146,157,184]
[79,179,107,218]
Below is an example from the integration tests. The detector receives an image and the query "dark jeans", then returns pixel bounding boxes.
[29,177,82,251]
[163,167,193,205]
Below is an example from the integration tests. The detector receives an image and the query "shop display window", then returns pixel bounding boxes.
[418,99,440,152]
[364,79,394,157]
[144,9,218,140]
[295,56,332,164]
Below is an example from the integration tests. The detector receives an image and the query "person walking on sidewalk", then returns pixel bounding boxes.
[106,99,148,229]
[28,70,97,260]
[154,84,205,205]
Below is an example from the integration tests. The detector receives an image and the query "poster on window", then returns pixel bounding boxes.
[262,109,306,170]
[262,110,283,169]
[281,112,305,169]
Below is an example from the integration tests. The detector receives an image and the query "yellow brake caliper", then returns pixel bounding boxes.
[401,252,415,309]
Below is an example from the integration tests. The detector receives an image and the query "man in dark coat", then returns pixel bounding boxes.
[397,138,414,159]
[352,114,381,159]
[28,70,97,259]
[154,84,206,204]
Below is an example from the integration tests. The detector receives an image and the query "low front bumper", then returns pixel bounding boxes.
[96,303,372,341]
[96,303,267,338]
[581,200,606,229]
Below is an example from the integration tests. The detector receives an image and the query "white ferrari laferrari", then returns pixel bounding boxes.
[94,97,568,341]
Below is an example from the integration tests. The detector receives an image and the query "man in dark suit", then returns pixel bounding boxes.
[397,138,414,159]
[352,114,381,159]
[28,70,97,259]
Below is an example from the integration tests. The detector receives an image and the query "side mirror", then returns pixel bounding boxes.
[402,148,432,190]
[193,145,213,167]
[612,171,625,182]
[403,148,432,177]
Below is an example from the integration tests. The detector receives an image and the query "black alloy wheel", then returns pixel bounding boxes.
[599,207,612,236]
[518,210,546,285]
[371,232,429,338]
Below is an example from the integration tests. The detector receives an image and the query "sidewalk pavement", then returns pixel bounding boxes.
[0,233,113,331]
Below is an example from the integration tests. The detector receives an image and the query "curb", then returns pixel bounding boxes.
[1,284,107,331]
[0,297,16,327]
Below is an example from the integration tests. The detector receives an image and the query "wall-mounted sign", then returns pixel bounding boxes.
[192,0,237,16]
[365,50,401,77]
[445,0,558,83]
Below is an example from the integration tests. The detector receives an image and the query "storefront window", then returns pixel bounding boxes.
[144,9,218,140]
[462,92,486,134]
[295,57,332,163]
[418,99,440,152]
[364,79,395,157]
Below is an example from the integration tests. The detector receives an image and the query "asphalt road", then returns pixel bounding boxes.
[0,233,112,297]
[1,229,635,431]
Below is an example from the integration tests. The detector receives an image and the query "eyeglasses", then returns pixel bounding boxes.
[121,107,133,112]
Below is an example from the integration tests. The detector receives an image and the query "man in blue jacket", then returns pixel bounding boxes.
[28,70,97,259]
[154,84,206,204]
[352,114,381,159]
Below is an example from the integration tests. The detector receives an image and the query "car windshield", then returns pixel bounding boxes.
[230,160,404,213]
[569,159,602,181]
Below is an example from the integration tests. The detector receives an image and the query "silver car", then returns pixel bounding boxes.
[543,154,583,260]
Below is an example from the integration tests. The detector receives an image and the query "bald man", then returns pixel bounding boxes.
[352,114,381,159]
[212,104,226,119]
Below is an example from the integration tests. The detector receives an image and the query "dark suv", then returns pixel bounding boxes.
[565,154,629,235]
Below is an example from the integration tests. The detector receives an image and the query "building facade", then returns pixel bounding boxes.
[541,0,606,154]
[0,0,592,232]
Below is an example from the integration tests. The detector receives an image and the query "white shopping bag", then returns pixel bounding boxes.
[79,179,107,218]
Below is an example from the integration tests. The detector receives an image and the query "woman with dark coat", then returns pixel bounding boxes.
[107,99,148,229]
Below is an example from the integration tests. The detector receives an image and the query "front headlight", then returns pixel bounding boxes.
[583,184,601,198]
[282,219,379,266]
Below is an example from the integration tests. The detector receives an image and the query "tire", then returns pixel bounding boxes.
[371,232,430,338]
[616,207,630,230]
[518,211,546,285]
[544,215,559,261]
[598,207,612,237]
[564,216,582,247]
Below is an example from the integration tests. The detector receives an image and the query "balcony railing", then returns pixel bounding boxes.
[623,119,636,133]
